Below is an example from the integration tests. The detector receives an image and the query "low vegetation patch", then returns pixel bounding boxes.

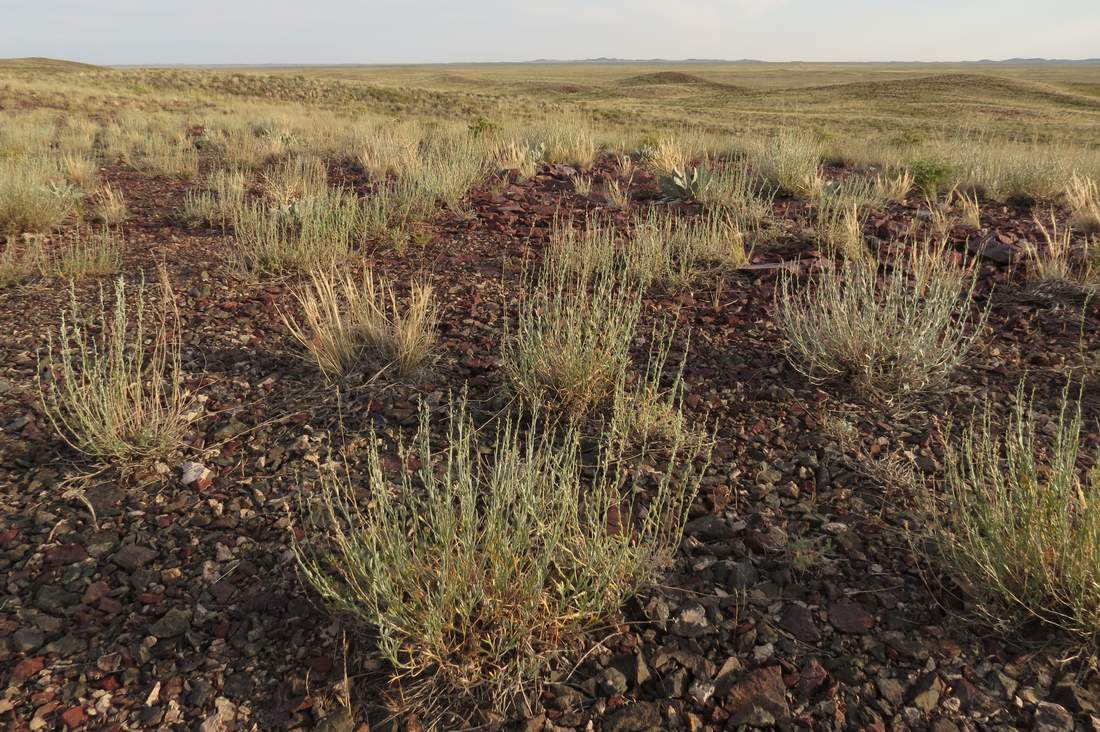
[283,268,437,379]
[294,398,704,723]
[502,251,643,418]
[922,384,1100,638]
[38,272,194,461]
[778,245,985,400]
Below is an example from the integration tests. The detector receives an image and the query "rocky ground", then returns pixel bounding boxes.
[1,156,1099,731]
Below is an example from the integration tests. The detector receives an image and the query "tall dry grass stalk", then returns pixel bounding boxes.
[1066,174,1100,234]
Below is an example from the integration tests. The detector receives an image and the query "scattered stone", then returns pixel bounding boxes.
[876,677,905,707]
[779,603,821,643]
[199,697,236,732]
[670,602,709,637]
[111,544,157,571]
[795,658,829,697]
[684,515,737,541]
[597,667,629,697]
[149,608,192,638]
[11,627,45,653]
[60,706,85,729]
[603,702,660,732]
[909,673,947,714]
[689,677,716,705]
[727,665,789,720]
[1033,701,1074,732]
[828,600,875,634]
[180,460,213,485]
[34,584,76,614]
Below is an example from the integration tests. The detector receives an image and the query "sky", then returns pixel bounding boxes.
[2,0,1098,66]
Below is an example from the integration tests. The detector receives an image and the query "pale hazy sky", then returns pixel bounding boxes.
[2,0,1097,65]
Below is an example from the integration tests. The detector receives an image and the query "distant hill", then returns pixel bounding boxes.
[0,57,105,72]
[527,57,1100,65]
[975,57,1100,65]
[527,57,766,65]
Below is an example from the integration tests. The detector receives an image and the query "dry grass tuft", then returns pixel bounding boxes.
[283,268,437,379]
[1023,213,1098,293]
[875,170,914,204]
[45,227,122,280]
[0,157,82,236]
[91,183,128,226]
[502,253,642,418]
[1066,174,1100,234]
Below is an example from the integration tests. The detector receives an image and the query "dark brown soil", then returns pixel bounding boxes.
[1,156,1098,731]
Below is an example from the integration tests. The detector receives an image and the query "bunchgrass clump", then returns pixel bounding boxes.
[283,268,437,378]
[1066,174,1100,234]
[502,253,643,417]
[628,211,752,289]
[45,227,122,280]
[778,244,984,400]
[91,183,128,226]
[750,130,825,199]
[0,157,82,236]
[1023,213,1098,294]
[38,272,194,461]
[814,196,868,260]
[0,241,44,288]
[874,170,914,204]
[923,383,1100,638]
[294,397,703,722]
[230,186,360,274]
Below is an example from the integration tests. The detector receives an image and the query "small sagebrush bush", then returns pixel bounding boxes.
[909,158,954,196]
[778,245,984,400]
[0,157,82,236]
[38,272,194,461]
[294,398,704,721]
[283,268,437,378]
[923,383,1100,638]
[502,254,643,417]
